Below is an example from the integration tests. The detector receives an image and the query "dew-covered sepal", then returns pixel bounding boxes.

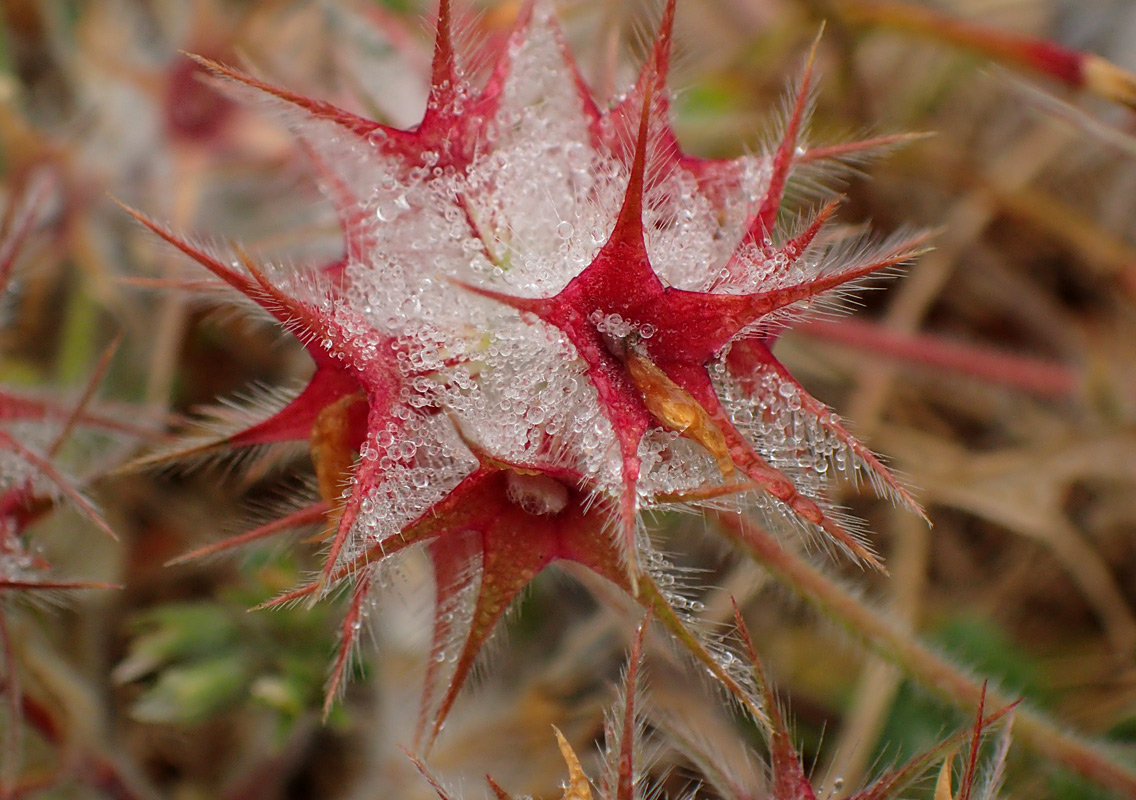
[138,0,926,733]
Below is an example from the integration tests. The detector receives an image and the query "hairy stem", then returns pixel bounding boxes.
[714,510,1136,797]
[796,318,1080,399]
[825,0,1136,109]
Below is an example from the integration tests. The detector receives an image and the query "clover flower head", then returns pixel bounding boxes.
[127,0,928,740]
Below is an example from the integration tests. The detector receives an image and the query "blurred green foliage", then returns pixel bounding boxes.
[118,553,347,733]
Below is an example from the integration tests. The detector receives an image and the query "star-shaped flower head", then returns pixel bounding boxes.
[130,0,927,742]
[451,2,929,572]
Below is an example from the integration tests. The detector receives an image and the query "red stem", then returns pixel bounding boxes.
[17,693,160,800]
[833,0,1083,86]
[795,317,1081,398]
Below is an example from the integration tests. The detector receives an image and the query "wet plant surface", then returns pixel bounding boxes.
[1,1,1136,798]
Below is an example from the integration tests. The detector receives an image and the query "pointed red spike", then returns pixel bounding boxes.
[232,247,333,349]
[631,0,677,99]
[610,71,655,251]
[427,522,556,747]
[0,431,117,541]
[477,0,600,138]
[747,229,932,319]
[252,580,322,611]
[311,398,476,600]
[639,0,682,188]
[847,690,1020,800]
[729,598,758,663]
[323,569,373,719]
[404,746,460,800]
[164,502,330,566]
[724,612,802,789]
[308,456,377,603]
[606,0,679,174]
[959,681,987,800]
[781,198,841,262]
[124,205,363,370]
[326,467,498,592]
[449,279,555,319]
[727,340,926,519]
[730,598,782,727]
[427,0,459,113]
[0,389,160,441]
[0,171,51,292]
[0,579,122,592]
[651,0,678,91]
[484,0,537,91]
[260,498,445,614]
[717,196,842,293]
[231,249,395,395]
[186,54,395,143]
[798,132,933,165]
[416,531,480,748]
[116,201,261,300]
[485,775,515,800]
[749,31,823,242]
[731,602,817,800]
[708,228,934,346]
[546,2,604,129]
[616,618,649,800]
[667,364,885,571]
[46,334,122,459]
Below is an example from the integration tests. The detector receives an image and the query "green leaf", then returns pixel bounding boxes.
[115,603,239,683]
[131,654,250,724]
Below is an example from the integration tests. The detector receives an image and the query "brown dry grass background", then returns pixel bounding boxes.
[2,0,1136,797]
